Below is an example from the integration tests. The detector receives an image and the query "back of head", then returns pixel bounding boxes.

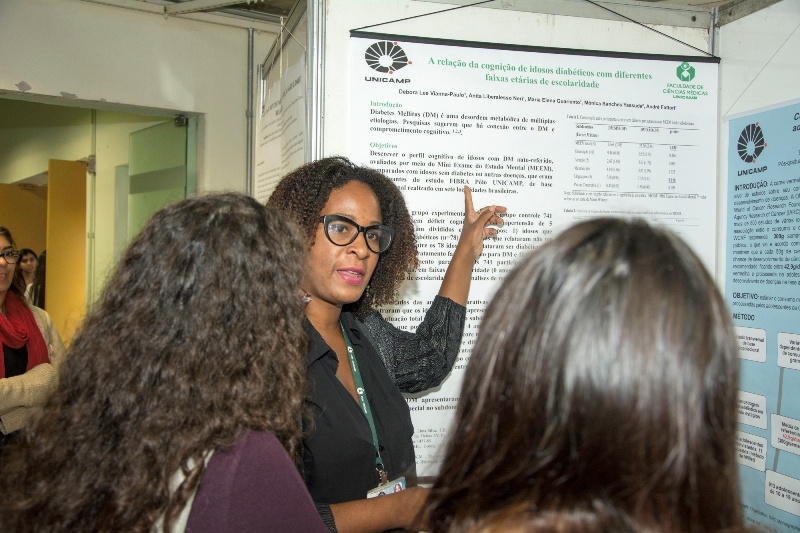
[427,218,742,533]
[0,193,308,532]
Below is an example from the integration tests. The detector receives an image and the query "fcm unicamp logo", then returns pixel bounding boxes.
[663,61,708,100]
[677,61,695,82]
[365,41,411,74]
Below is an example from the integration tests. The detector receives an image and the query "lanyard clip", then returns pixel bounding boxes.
[376,458,388,485]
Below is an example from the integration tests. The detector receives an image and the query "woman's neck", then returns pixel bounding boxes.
[23,272,34,285]
[304,299,343,335]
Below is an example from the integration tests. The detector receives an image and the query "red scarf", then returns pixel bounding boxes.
[0,291,50,378]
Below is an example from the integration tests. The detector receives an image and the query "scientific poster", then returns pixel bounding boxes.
[726,100,800,533]
[349,32,719,475]
[254,56,306,203]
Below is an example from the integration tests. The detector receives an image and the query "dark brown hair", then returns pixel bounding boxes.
[0,226,27,302]
[427,218,745,533]
[0,193,308,532]
[18,248,37,261]
[267,156,418,318]
[29,249,46,308]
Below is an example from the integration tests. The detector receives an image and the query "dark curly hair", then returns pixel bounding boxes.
[267,156,418,318]
[0,194,308,532]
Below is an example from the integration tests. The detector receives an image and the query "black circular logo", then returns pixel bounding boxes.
[365,41,410,74]
[737,123,766,163]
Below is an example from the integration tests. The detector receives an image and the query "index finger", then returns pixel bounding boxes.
[463,185,475,214]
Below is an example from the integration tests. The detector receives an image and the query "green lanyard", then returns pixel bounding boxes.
[340,323,388,485]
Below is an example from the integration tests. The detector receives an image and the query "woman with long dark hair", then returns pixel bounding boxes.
[0,228,63,445]
[426,218,749,533]
[29,249,46,308]
[0,194,327,532]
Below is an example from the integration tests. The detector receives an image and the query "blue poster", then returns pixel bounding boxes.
[726,100,800,532]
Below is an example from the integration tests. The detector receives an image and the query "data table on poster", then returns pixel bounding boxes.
[568,119,702,228]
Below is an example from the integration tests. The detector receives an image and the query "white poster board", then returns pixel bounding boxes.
[726,100,800,533]
[254,14,308,203]
[349,32,719,476]
[255,58,306,203]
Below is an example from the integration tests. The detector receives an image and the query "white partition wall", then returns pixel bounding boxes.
[0,0,278,193]
[718,2,800,530]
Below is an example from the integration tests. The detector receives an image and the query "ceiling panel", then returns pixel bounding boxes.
[100,0,777,27]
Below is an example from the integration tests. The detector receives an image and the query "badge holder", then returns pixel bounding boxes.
[367,476,406,499]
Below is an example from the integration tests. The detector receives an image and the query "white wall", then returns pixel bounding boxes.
[0,0,278,193]
[718,0,800,118]
[715,0,800,280]
[0,100,92,183]
[93,111,169,293]
[321,0,710,156]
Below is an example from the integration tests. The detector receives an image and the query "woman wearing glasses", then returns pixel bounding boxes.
[0,227,65,447]
[268,157,503,532]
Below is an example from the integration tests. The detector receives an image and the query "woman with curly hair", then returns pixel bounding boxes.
[0,194,327,532]
[425,218,750,533]
[0,229,64,445]
[267,156,504,533]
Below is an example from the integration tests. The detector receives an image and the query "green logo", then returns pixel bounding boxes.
[677,62,695,82]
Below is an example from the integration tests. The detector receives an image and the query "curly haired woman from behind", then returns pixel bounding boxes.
[426,218,755,533]
[0,194,327,532]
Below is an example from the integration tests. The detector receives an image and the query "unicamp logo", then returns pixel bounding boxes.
[736,123,768,177]
[737,123,766,163]
[364,41,412,78]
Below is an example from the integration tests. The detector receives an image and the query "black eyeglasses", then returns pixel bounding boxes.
[320,215,394,254]
[0,250,20,264]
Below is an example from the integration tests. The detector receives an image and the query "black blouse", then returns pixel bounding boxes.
[302,312,416,505]
[3,344,28,378]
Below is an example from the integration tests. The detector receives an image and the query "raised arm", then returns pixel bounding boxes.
[364,186,505,392]
[364,296,464,393]
[438,185,506,305]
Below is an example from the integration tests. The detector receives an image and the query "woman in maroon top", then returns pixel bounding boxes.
[0,194,326,532]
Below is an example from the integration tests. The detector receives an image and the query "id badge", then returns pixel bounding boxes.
[366,476,406,498]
